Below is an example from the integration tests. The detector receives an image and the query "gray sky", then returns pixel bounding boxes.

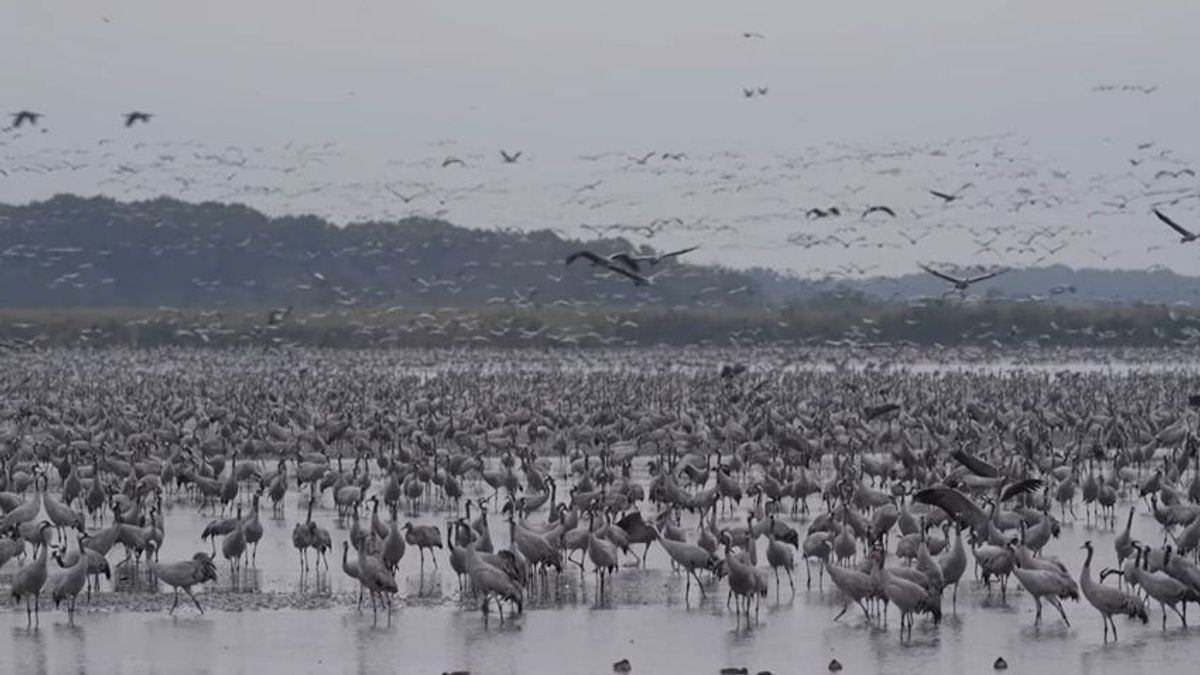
[3,0,1200,277]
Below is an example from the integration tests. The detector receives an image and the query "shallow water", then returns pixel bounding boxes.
[2,477,1195,675]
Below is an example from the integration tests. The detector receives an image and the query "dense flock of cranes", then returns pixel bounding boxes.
[1,348,1199,658]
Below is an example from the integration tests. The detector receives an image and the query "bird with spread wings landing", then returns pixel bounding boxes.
[11,111,42,128]
[565,250,654,286]
[919,263,1009,293]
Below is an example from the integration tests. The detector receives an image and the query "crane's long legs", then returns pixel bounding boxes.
[185,587,204,614]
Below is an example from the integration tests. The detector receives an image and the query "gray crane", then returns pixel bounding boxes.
[145,541,218,614]
[51,534,90,620]
[11,521,53,626]
[1080,541,1146,641]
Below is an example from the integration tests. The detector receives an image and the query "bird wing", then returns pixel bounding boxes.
[998,478,1044,502]
[919,264,963,285]
[565,250,604,266]
[965,268,1009,284]
[1154,209,1195,238]
[950,448,1000,477]
[605,264,652,286]
[913,486,989,532]
[863,402,901,421]
[654,245,699,262]
[609,253,642,273]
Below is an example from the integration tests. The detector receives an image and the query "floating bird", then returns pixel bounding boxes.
[918,264,1009,292]
[1153,209,1198,243]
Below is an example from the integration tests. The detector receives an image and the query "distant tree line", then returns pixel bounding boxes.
[0,195,760,309]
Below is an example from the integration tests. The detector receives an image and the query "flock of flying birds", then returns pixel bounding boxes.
[0,26,1195,296]
[4,98,1198,299]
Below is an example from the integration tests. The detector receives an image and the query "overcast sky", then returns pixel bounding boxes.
[3,1,1199,276]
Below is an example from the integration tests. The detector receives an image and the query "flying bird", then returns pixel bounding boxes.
[742,89,756,98]
[609,245,699,273]
[441,157,466,168]
[500,150,522,164]
[861,206,896,219]
[385,186,422,203]
[929,183,973,204]
[756,87,769,96]
[628,152,656,165]
[1155,169,1195,180]
[1153,209,1198,243]
[11,111,42,128]
[742,32,765,39]
[806,207,841,219]
[123,111,153,127]
[267,305,293,326]
[919,263,1009,292]
[565,250,653,286]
